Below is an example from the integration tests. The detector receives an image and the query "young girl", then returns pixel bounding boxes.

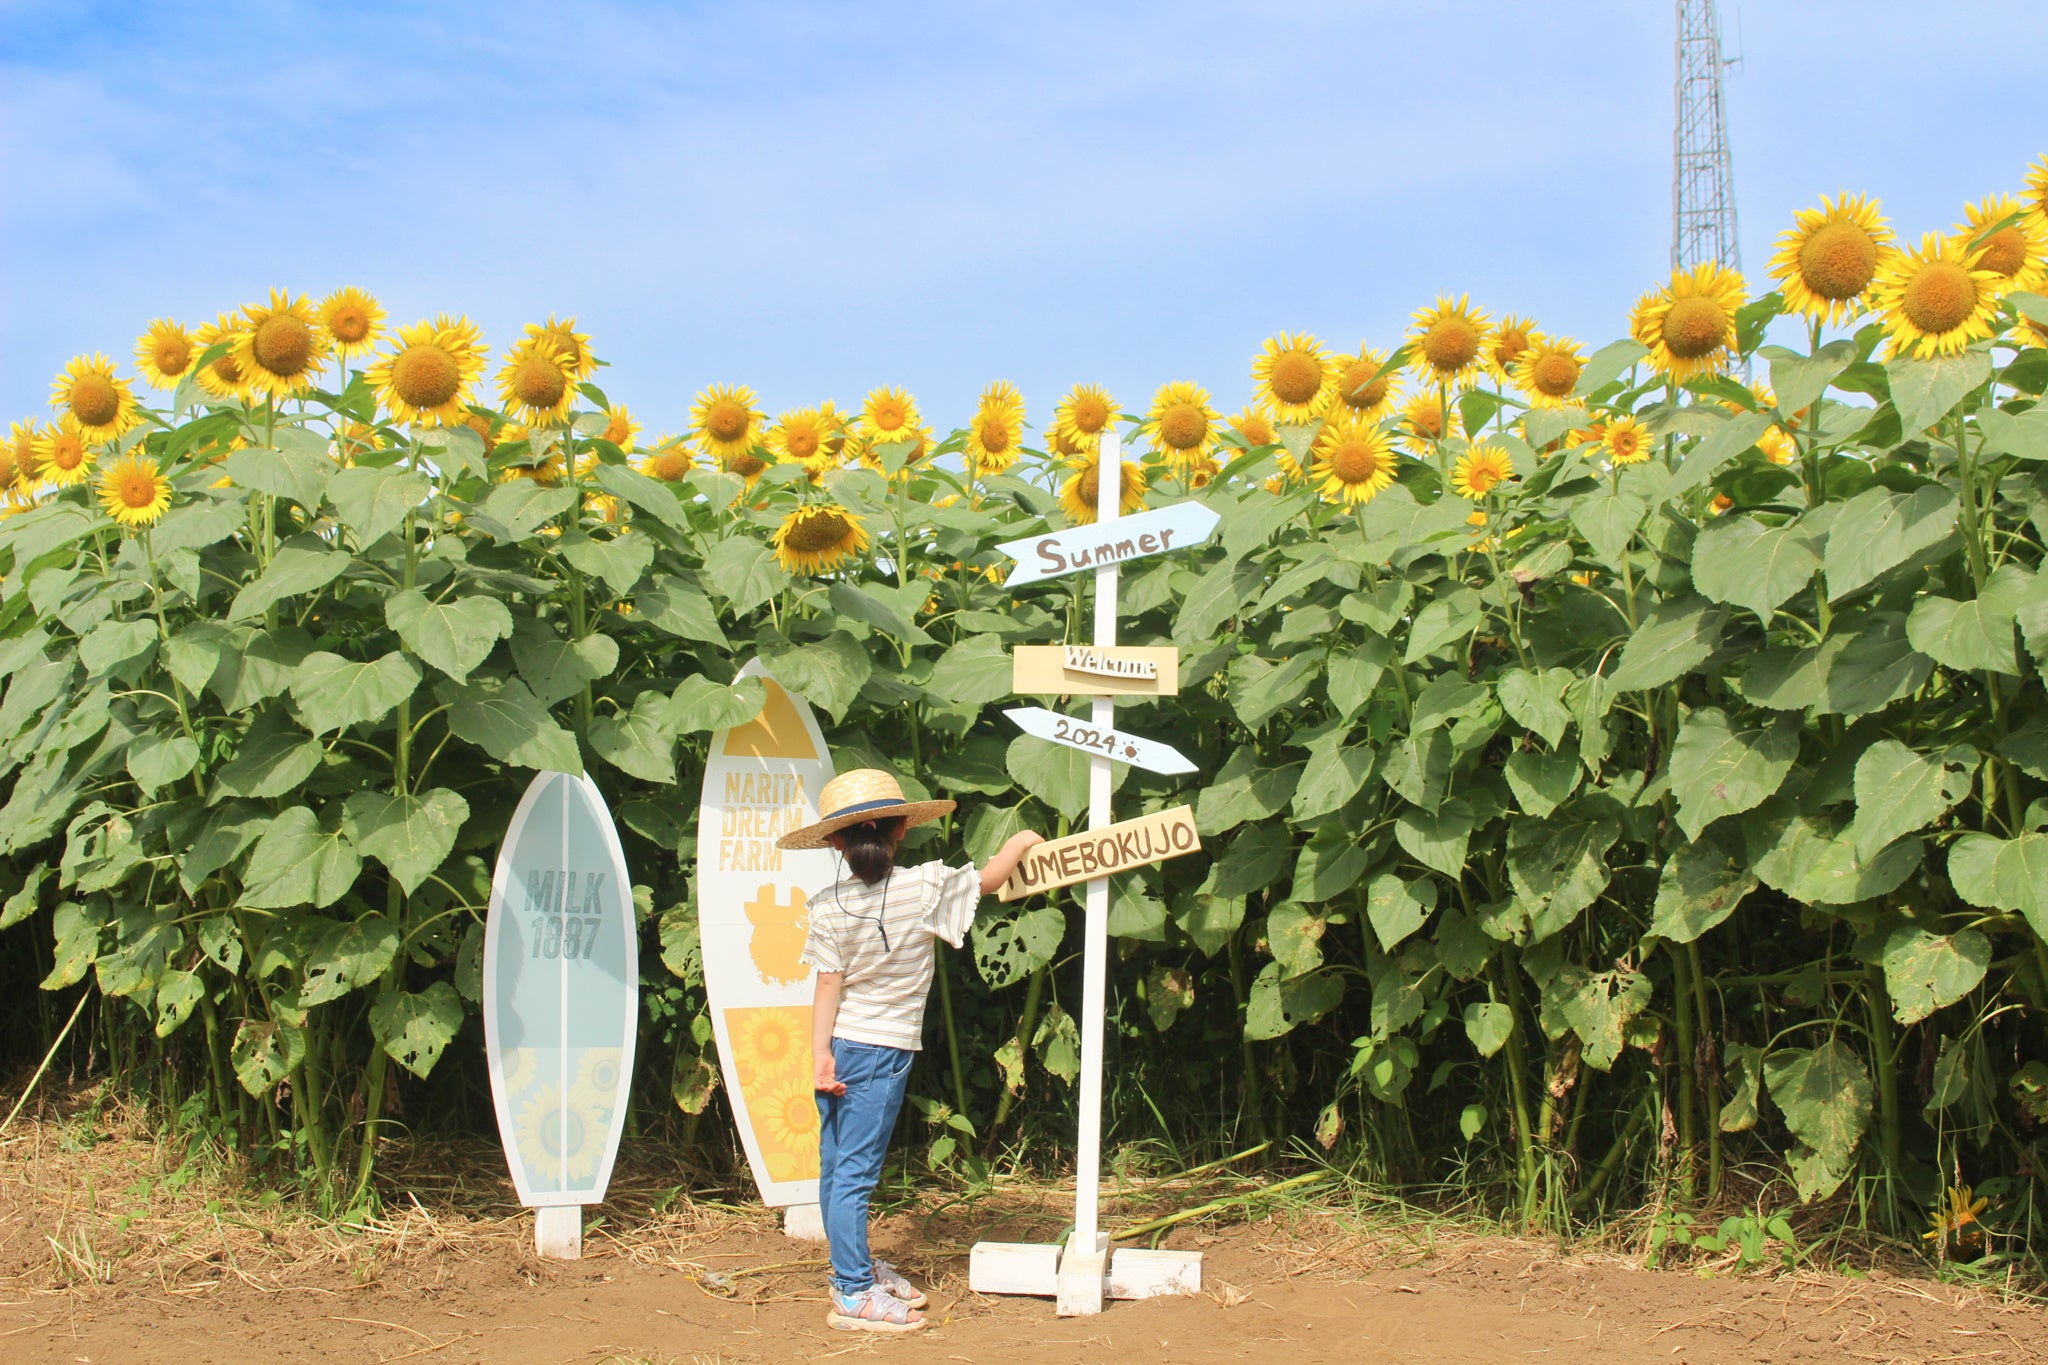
[779,768,1042,1333]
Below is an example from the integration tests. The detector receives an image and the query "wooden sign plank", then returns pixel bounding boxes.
[996,805,1200,902]
[1012,645,1180,697]
[1003,706,1196,775]
[996,501,1221,587]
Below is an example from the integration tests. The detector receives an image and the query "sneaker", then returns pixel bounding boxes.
[826,1286,926,1333]
[873,1258,928,1309]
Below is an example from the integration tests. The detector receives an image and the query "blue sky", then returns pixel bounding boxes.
[3,0,2044,437]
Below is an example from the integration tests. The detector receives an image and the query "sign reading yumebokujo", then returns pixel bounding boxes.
[484,771,639,1256]
[996,805,1201,901]
[696,658,837,1214]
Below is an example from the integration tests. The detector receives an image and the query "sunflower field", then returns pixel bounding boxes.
[4,159,2048,1260]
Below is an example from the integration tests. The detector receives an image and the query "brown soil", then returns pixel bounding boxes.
[2,1104,2042,1365]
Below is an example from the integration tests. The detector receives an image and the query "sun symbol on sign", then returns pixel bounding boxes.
[1122,743,1139,759]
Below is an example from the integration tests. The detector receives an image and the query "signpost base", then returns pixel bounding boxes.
[781,1202,825,1241]
[969,1238,1202,1312]
[534,1205,581,1260]
[1055,1232,1109,1317]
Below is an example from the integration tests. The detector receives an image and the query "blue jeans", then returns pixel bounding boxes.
[816,1038,914,1297]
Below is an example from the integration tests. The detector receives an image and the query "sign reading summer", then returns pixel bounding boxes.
[995,501,1221,586]
[482,771,638,1256]
[995,805,1201,901]
[1002,706,1196,775]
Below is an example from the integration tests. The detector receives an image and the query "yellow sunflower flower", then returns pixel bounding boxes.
[1601,415,1651,465]
[133,319,197,390]
[0,421,35,492]
[1869,232,2005,360]
[1058,455,1147,525]
[761,407,830,477]
[1956,193,2047,296]
[771,504,870,575]
[1768,193,1894,325]
[1450,444,1516,499]
[1228,403,1277,450]
[966,381,1026,478]
[96,453,173,530]
[1485,315,1539,383]
[1309,414,1396,507]
[1250,333,1334,422]
[1409,296,1491,389]
[192,313,253,402]
[2023,155,2048,237]
[1053,383,1119,452]
[1141,380,1220,475]
[1512,336,1585,409]
[496,342,575,428]
[231,289,331,399]
[1634,263,1747,382]
[1181,454,1222,489]
[858,386,921,451]
[1397,392,1462,455]
[1759,424,1797,465]
[335,420,384,465]
[523,316,597,381]
[366,315,488,425]
[638,437,695,483]
[691,384,763,465]
[319,287,386,360]
[817,399,852,463]
[49,354,139,444]
[2020,311,2048,352]
[460,408,501,455]
[1331,344,1403,418]
[33,418,94,487]
[601,405,639,451]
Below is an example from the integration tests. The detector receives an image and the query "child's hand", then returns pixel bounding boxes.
[814,1053,846,1096]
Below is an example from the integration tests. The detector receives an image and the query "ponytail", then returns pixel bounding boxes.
[838,817,905,886]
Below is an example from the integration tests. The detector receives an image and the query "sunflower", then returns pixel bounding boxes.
[193,313,253,401]
[460,407,501,454]
[861,423,932,478]
[1759,424,1797,465]
[319,287,386,359]
[1309,414,1396,506]
[33,419,94,487]
[523,315,597,380]
[1485,315,1539,383]
[601,405,639,451]
[1767,194,1893,325]
[1924,1184,1990,1252]
[1327,344,1402,420]
[771,504,869,575]
[1141,380,1219,474]
[2021,311,2048,352]
[496,342,575,428]
[0,421,35,491]
[1397,392,1462,455]
[231,289,331,399]
[1450,444,1516,500]
[1512,336,1585,408]
[817,399,852,463]
[49,354,139,444]
[335,421,384,464]
[1956,193,2047,296]
[1634,263,1747,381]
[691,384,763,465]
[1228,403,1277,450]
[965,381,1025,477]
[96,453,173,530]
[858,386,922,451]
[513,1084,604,1185]
[1869,232,2005,360]
[2025,155,2048,237]
[1249,333,1333,422]
[1181,454,1222,489]
[760,406,830,477]
[1601,415,1651,465]
[1053,383,1119,451]
[1409,296,1491,389]
[727,1011,802,1080]
[366,315,487,425]
[760,1078,821,1162]
[1058,454,1147,525]
[639,436,695,483]
[133,319,197,390]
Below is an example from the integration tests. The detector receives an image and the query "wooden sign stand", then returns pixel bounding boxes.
[969,432,1204,1313]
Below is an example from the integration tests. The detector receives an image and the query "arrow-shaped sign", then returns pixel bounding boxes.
[996,501,1222,587]
[1003,706,1197,775]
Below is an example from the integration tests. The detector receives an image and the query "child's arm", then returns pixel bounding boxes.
[812,971,846,1095]
[978,830,1046,895]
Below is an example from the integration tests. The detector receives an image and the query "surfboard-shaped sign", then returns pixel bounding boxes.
[483,771,638,1211]
[695,658,837,1207]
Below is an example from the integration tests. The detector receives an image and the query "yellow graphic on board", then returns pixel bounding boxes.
[746,884,810,986]
[722,680,817,759]
[724,1005,820,1182]
[503,1047,621,1188]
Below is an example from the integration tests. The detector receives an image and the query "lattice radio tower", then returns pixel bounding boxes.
[1672,0,1741,273]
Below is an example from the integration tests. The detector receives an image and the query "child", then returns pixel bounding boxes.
[779,768,1043,1333]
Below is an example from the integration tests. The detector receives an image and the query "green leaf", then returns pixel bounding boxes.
[370,981,465,1078]
[154,969,204,1038]
[1197,744,1300,834]
[1648,828,1756,944]
[1558,967,1651,1071]
[207,626,312,713]
[1749,808,1921,906]
[972,905,1063,988]
[1289,824,1371,902]
[41,899,101,989]
[1850,740,1975,860]
[704,535,791,615]
[1664,411,1775,501]
[636,579,727,647]
[1762,339,1858,417]
[1463,1001,1512,1057]
[926,634,1012,708]
[1606,597,1723,692]
[1570,487,1647,563]
[179,802,267,894]
[1507,812,1620,942]
[1211,822,1292,899]
[827,580,935,646]
[1886,350,1993,438]
[1905,564,2029,675]
[435,677,582,773]
[1691,516,1822,624]
[1880,926,1990,1026]
[1231,650,1325,730]
[1409,675,1489,733]
[1327,636,1392,717]
[1978,404,2048,462]
[1720,1043,1764,1131]
[126,732,199,796]
[1107,878,1166,941]
[1497,667,1574,748]
[164,623,227,696]
[1824,485,1958,601]
[477,480,576,539]
[214,714,324,800]
[231,1019,305,1097]
[1765,1040,1871,1172]
[1365,871,1435,951]
[1573,338,1648,396]
[1504,748,1580,818]
[289,650,421,735]
[1266,901,1326,976]
[1948,831,2048,940]
[510,620,613,705]
[1382,728,1453,811]
[79,618,155,677]
[239,805,361,910]
[1670,707,1799,840]
[1143,965,1194,1031]
[668,674,767,733]
[1394,798,1472,877]
[1244,961,1344,1040]
[296,913,401,1006]
[1404,587,1483,662]
[1821,611,1934,716]
[1007,735,1100,821]
[590,690,680,783]
[590,462,690,527]
[0,864,46,931]
[560,531,655,595]
[227,540,350,623]
[342,788,469,895]
[657,903,702,985]
[760,631,871,722]
[328,465,430,547]
[385,590,513,683]
[1175,875,1245,956]
[1293,738,1375,821]
[224,438,334,508]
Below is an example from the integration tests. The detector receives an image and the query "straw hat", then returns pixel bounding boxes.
[776,768,956,850]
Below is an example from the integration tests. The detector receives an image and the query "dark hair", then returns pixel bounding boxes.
[838,817,906,886]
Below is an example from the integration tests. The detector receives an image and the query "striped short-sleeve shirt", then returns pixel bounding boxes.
[799,860,980,1051]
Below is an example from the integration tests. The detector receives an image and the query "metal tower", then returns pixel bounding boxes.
[1672,0,1740,273]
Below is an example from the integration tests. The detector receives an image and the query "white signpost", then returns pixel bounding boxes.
[483,770,639,1260]
[969,432,1208,1314]
[1002,706,1196,775]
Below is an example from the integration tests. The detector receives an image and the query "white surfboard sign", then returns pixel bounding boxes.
[996,500,1222,586]
[695,658,837,1208]
[1002,706,1197,775]
[483,771,639,1209]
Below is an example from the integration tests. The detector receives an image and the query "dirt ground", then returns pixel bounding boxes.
[2,1109,2043,1365]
